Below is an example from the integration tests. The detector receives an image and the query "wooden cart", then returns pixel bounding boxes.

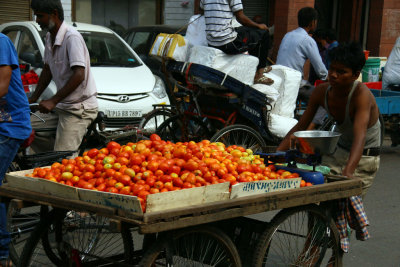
[0,173,361,266]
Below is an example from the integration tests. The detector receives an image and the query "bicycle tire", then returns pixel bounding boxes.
[252,204,342,267]
[6,203,44,264]
[210,124,267,151]
[139,109,174,136]
[156,114,211,142]
[19,209,134,266]
[139,225,242,267]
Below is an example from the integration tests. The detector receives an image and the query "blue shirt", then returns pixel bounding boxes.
[276,27,328,80]
[0,33,32,140]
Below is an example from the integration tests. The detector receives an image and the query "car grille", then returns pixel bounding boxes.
[103,117,142,128]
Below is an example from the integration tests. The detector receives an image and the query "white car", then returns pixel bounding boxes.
[0,21,170,128]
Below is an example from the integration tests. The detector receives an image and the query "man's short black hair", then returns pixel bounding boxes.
[298,7,318,28]
[328,42,366,74]
[31,0,64,21]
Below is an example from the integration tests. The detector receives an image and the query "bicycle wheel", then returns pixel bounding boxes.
[252,204,342,267]
[139,109,174,136]
[139,226,242,267]
[211,124,266,151]
[156,114,211,142]
[19,209,134,266]
[6,202,45,264]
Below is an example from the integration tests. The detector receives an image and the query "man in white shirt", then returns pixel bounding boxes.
[382,36,400,90]
[198,0,272,85]
[277,7,328,81]
[277,7,328,128]
[29,0,98,153]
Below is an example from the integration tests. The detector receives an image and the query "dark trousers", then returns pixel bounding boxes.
[210,26,270,70]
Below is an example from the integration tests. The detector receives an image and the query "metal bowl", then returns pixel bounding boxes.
[293,130,341,155]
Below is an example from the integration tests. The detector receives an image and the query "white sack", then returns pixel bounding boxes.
[268,113,298,138]
[251,84,280,106]
[186,15,208,47]
[189,46,259,85]
[269,65,302,118]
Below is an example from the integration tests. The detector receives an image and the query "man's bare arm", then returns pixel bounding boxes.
[38,66,85,113]
[235,10,268,30]
[343,88,372,177]
[29,63,52,103]
[0,66,12,98]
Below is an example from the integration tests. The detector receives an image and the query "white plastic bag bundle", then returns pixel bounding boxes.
[189,46,259,85]
[186,15,208,47]
[251,84,279,106]
[268,113,298,138]
[268,65,302,118]
[149,33,189,62]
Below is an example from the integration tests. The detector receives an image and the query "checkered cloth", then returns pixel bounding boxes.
[335,196,370,252]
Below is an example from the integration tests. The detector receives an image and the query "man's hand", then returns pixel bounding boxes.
[38,99,57,113]
[342,167,354,178]
[258,23,268,30]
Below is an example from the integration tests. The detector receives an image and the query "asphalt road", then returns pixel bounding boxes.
[343,137,400,266]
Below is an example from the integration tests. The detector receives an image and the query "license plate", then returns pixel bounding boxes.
[105,109,142,118]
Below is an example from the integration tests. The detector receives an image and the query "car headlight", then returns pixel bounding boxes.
[152,75,168,99]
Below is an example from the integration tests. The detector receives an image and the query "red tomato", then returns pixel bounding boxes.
[154,181,164,189]
[119,174,131,186]
[119,186,131,195]
[138,190,150,200]
[147,161,159,172]
[131,154,143,166]
[168,165,181,175]
[172,177,184,188]
[117,157,129,166]
[149,188,160,194]
[107,141,121,152]
[145,176,156,187]
[150,133,161,141]
[107,187,118,193]
[87,148,99,158]
[161,175,172,183]
[96,183,106,191]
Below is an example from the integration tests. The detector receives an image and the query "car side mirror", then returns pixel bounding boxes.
[20,52,43,68]
[20,52,36,65]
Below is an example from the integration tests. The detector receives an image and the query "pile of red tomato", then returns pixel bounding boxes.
[28,134,310,212]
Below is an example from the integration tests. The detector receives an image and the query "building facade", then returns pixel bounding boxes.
[0,0,398,59]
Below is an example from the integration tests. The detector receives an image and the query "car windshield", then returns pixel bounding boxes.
[39,30,140,67]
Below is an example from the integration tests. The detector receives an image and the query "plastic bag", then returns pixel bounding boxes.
[186,15,208,46]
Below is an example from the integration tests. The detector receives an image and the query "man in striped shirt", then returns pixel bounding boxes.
[197,0,272,85]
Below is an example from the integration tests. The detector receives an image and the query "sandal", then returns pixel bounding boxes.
[263,66,272,73]
[255,76,274,86]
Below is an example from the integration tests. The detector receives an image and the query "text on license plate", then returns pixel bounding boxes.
[105,110,142,118]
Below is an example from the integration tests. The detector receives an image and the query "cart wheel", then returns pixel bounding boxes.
[19,209,134,266]
[252,204,342,267]
[6,203,48,264]
[156,114,211,142]
[139,109,174,136]
[211,124,266,151]
[139,225,242,267]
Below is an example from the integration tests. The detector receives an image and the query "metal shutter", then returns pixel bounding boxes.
[241,0,268,25]
[0,0,31,24]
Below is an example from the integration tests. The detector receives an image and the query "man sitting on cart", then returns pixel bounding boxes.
[196,0,273,85]
[277,42,381,196]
